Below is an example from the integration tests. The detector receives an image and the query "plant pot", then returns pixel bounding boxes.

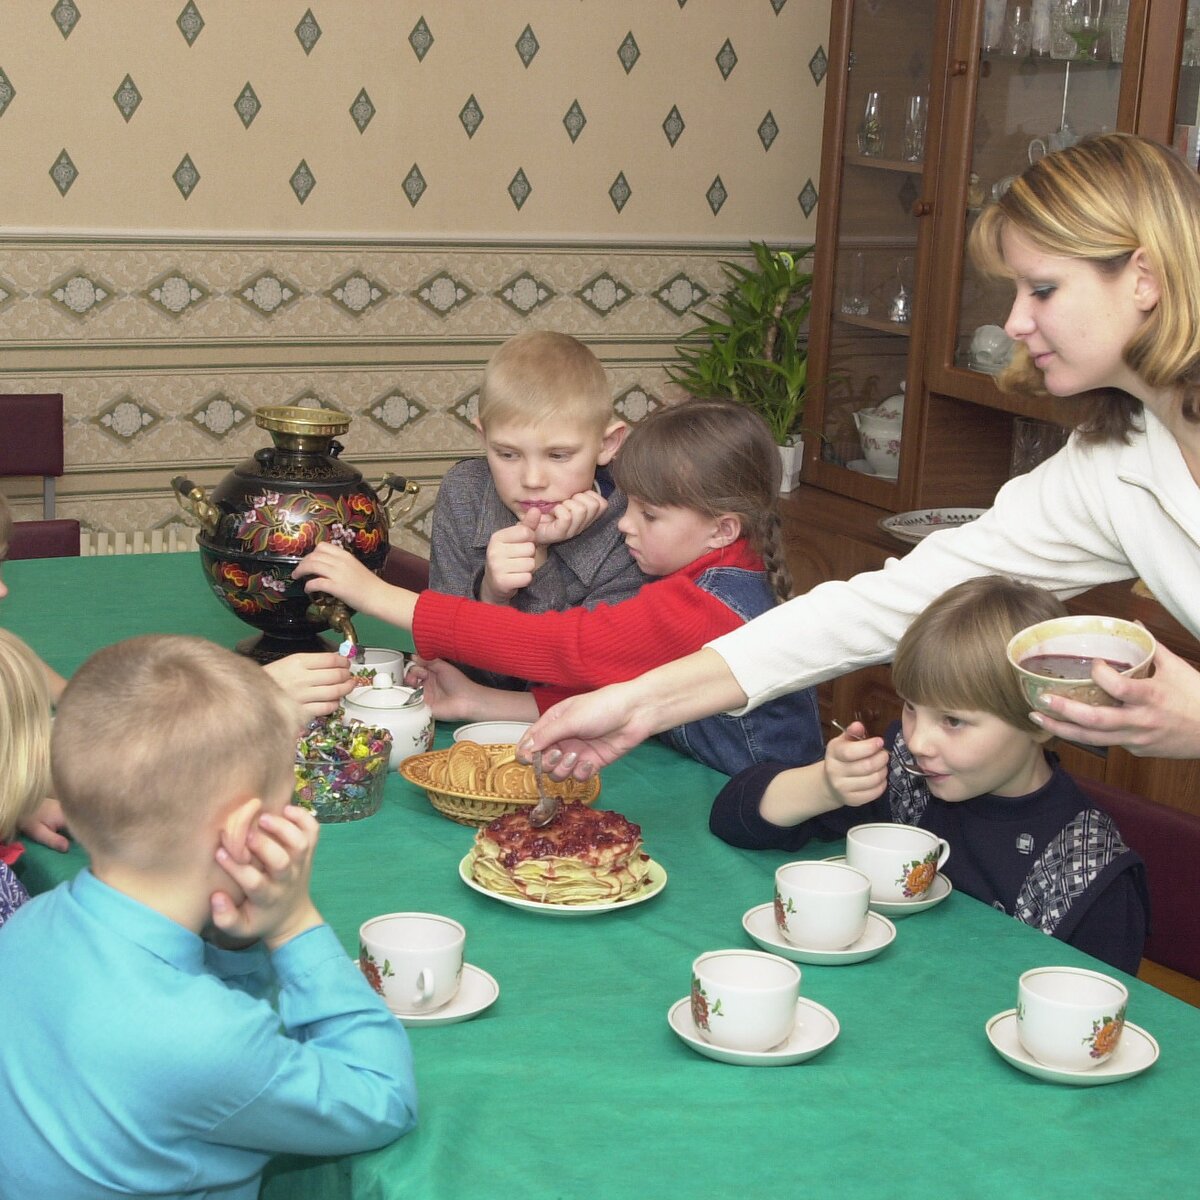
[778,437,804,494]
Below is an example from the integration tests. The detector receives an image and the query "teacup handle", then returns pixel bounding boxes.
[414,968,435,1006]
[934,838,951,872]
[1028,138,1047,164]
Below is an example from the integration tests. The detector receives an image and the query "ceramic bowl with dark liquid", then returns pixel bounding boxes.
[1006,615,1156,708]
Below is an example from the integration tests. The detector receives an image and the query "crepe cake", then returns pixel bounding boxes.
[469,800,653,904]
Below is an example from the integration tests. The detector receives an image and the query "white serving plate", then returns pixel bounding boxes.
[878,507,988,546]
[458,853,666,917]
[667,996,839,1066]
[453,720,533,745]
[985,1009,1159,1086]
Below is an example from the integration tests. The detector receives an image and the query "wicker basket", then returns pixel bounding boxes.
[399,744,602,826]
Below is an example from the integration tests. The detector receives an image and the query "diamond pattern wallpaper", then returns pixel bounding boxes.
[0,1,830,548]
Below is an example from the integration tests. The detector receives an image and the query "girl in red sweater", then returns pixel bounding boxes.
[295,399,823,775]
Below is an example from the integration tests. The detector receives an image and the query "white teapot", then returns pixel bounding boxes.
[342,672,434,769]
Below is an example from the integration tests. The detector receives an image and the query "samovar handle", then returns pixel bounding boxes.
[376,474,420,526]
[171,475,221,538]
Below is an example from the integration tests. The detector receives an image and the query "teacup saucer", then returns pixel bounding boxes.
[822,855,953,916]
[667,996,839,1067]
[392,963,499,1027]
[741,903,896,965]
[985,1008,1159,1086]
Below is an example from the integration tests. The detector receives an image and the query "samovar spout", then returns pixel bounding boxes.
[308,597,361,659]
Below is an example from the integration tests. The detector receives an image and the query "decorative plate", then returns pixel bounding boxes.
[878,507,988,545]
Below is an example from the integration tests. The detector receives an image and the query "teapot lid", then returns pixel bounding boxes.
[345,680,424,710]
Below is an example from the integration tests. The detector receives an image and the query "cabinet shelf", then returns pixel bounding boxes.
[843,153,925,174]
[833,312,911,335]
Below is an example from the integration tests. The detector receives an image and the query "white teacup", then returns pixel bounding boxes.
[1016,966,1129,1071]
[846,823,950,903]
[690,949,800,1053]
[359,912,465,1015]
[774,860,871,950]
[350,646,408,683]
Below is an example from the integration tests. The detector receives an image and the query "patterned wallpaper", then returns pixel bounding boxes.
[0,1,831,549]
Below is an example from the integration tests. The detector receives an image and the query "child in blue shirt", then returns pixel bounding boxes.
[0,634,417,1200]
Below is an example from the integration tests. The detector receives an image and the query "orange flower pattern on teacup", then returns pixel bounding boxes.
[1085,1007,1127,1059]
[896,850,939,898]
[690,975,723,1031]
[773,890,793,935]
[358,945,394,996]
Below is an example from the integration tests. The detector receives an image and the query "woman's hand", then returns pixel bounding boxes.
[263,652,355,722]
[1031,641,1200,758]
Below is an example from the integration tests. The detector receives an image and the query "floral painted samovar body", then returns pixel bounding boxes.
[172,405,418,662]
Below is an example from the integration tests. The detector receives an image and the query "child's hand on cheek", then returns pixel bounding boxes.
[532,490,607,546]
[210,804,323,950]
[481,512,539,603]
[823,727,888,809]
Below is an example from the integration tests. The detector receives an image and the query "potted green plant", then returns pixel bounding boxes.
[667,240,814,491]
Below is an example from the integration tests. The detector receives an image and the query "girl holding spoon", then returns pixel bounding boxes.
[709,576,1148,973]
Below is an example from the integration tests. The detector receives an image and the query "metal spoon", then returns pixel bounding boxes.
[831,719,933,778]
[527,750,560,828]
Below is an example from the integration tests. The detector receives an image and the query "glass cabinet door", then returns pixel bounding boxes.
[808,0,939,492]
[945,1,1133,392]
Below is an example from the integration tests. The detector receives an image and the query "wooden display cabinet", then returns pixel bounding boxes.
[790,0,1200,818]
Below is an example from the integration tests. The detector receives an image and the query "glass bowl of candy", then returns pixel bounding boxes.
[294,716,393,823]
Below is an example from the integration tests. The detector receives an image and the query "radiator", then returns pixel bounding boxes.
[80,526,199,556]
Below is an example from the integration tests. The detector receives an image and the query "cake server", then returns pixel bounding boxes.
[528,751,560,827]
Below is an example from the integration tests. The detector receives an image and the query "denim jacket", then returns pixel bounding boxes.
[657,565,824,776]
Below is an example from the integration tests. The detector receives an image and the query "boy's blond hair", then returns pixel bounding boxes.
[477,330,613,434]
[0,629,52,841]
[51,635,300,863]
[891,576,1067,734]
[0,492,11,560]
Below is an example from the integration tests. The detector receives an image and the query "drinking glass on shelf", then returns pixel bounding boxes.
[840,251,870,316]
[1003,2,1033,57]
[1052,0,1102,60]
[902,94,927,162]
[1106,0,1129,63]
[857,91,885,157]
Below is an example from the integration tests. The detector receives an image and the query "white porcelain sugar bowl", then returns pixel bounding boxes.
[342,673,434,769]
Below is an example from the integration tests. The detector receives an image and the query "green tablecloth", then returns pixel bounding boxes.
[8,554,1200,1200]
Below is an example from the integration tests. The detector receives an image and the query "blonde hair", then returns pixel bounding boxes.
[612,398,793,602]
[0,629,52,841]
[892,576,1067,733]
[478,330,613,434]
[0,492,11,561]
[51,635,299,863]
[971,132,1200,442]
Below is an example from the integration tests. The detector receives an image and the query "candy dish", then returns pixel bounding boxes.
[667,996,839,1066]
[985,1009,1159,1086]
[822,855,953,916]
[458,854,666,917]
[742,903,896,965]
[394,964,499,1027]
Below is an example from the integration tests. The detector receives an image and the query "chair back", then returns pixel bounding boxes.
[7,519,81,560]
[1079,777,1200,981]
[381,546,430,592]
[0,393,67,518]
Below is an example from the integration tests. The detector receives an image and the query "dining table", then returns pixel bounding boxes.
[7,551,1200,1200]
